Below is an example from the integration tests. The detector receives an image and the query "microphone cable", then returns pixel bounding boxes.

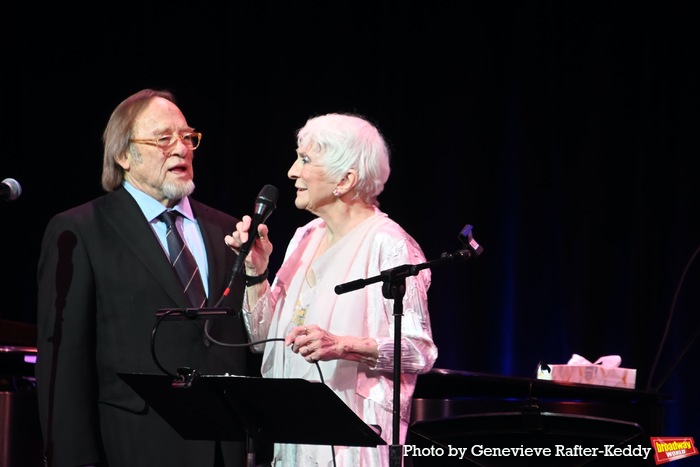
[203,320,326,386]
[150,311,337,466]
[150,312,325,381]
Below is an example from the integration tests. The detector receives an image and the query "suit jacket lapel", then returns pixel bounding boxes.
[192,200,227,307]
[190,199,242,309]
[102,189,189,307]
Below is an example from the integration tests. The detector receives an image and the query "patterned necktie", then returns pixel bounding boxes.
[158,210,207,308]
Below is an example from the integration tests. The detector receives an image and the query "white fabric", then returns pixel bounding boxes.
[243,210,438,467]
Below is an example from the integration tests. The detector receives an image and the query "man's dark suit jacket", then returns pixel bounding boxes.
[36,187,260,467]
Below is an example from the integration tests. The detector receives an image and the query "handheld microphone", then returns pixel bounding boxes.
[216,184,279,306]
[232,184,279,276]
[1,178,22,201]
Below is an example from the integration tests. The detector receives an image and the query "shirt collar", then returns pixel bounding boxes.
[122,181,195,223]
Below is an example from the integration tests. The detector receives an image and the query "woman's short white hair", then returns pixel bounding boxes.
[296,113,390,206]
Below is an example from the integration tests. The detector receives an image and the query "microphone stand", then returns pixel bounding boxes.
[335,225,483,467]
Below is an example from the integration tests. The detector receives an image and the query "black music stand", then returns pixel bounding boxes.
[118,372,386,466]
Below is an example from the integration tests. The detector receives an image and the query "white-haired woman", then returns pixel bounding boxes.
[226,113,438,467]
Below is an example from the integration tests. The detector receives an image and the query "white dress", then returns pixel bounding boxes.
[243,210,438,467]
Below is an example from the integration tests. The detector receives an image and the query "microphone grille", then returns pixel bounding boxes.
[258,184,279,207]
[2,178,22,200]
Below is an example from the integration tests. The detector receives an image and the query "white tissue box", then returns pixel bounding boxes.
[537,363,637,389]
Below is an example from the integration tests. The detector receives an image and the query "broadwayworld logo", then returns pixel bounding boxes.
[650,437,698,464]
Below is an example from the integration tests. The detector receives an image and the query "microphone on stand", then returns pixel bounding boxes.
[1,178,22,201]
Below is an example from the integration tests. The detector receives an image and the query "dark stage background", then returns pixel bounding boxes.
[2,2,699,439]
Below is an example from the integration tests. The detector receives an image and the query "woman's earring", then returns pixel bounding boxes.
[333,188,341,197]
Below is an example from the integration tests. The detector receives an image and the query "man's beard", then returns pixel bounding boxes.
[163,179,195,200]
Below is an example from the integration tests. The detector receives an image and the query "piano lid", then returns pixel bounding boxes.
[413,368,667,403]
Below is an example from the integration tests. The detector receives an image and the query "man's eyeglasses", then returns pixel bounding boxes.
[130,132,202,151]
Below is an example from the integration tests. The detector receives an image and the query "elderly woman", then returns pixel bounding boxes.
[226,113,438,467]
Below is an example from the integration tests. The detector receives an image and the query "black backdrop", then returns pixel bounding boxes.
[2,2,699,437]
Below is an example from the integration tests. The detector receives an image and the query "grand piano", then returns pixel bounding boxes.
[407,368,666,466]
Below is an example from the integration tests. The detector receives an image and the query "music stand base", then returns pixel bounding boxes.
[390,444,403,466]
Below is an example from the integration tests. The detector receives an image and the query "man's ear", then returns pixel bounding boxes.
[115,151,130,170]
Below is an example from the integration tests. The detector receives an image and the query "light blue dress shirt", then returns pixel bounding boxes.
[123,181,209,297]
